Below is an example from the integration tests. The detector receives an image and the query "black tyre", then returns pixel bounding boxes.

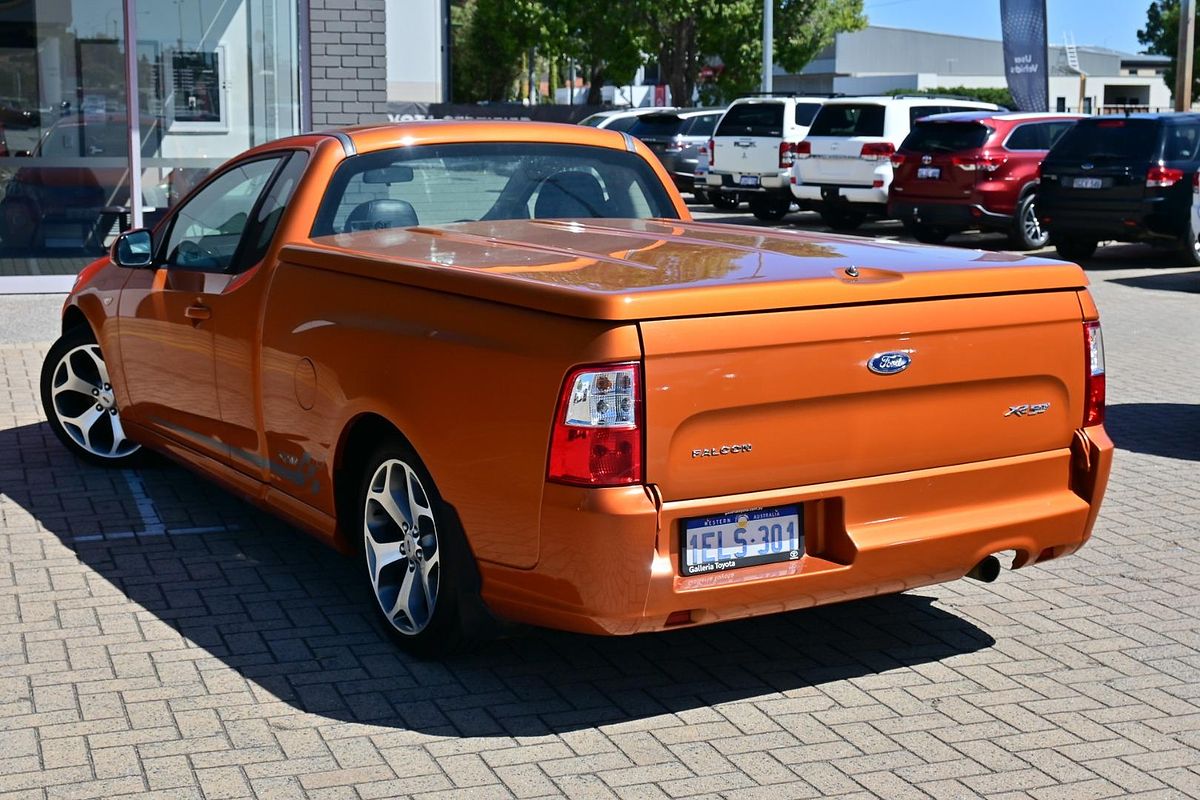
[710,192,740,210]
[691,189,708,204]
[749,195,791,222]
[820,208,866,231]
[356,436,485,657]
[1008,193,1050,250]
[40,326,141,466]
[1054,237,1098,262]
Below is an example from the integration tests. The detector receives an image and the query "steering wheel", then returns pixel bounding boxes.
[173,239,221,269]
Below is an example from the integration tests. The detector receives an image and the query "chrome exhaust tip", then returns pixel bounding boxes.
[966,555,1001,583]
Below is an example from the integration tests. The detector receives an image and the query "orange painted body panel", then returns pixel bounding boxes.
[58,121,1112,636]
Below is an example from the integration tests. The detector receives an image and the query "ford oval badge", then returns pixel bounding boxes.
[868,351,912,375]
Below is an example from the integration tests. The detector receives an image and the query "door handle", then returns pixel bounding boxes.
[185,304,211,321]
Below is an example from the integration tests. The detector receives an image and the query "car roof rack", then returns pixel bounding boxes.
[734,91,843,99]
[888,93,998,103]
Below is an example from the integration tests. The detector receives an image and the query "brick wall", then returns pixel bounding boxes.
[308,0,389,128]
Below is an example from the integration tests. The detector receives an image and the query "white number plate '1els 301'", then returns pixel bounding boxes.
[682,505,802,576]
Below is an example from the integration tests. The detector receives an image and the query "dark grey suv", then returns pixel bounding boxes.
[628,109,724,199]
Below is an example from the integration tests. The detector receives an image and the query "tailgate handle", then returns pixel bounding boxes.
[185,303,211,321]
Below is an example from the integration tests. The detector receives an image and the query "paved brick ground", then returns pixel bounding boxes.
[1,222,1199,799]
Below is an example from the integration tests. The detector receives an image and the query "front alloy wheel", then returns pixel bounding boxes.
[40,328,140,465]
[1010,194,1050,250]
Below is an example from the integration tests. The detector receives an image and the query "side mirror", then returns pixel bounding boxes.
[112,229,154,268]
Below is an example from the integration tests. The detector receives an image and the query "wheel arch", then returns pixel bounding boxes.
[61,303,91,337]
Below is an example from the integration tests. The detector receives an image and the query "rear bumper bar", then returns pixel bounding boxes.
[889,200,1012,229]
[479,427,1113,635]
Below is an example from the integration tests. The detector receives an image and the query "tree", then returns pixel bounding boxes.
[544,0,651,104]
[451,0,556,102]
[1138,0,1199,102]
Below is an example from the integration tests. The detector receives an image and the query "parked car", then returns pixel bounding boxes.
[0,113,162,252]
[578,106,676,132]
[792,95,1001,230]
[42,121,1111,656]
[0,98,39,129]
[627,108,724,199]
[705,95,828,218]
[1038,113,1200,263]
[888,112,1082,248]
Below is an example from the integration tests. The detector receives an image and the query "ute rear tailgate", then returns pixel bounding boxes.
[640,290,1086,501]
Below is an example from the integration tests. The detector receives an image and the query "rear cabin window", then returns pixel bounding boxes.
[310,142,680,236]
[1164,124,1200,160]
[794,103,822,126]
[683,113,720,137]
[902,122,990,152]
[628,115,684,139]
[809,104,886,137]
[1050,119,1161,162]
[716,103,784,137]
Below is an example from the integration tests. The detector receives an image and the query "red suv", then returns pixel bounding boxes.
[888,112,1082,249]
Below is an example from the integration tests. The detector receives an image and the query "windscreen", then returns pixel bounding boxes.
[901,122,991,152]
[716,103,785,137]
[1049,119,1161,162]
[310,142,680,236]
[808,104,886,137]
[628,114,684,138]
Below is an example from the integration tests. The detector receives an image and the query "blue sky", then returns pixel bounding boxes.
[864,0,1150,54]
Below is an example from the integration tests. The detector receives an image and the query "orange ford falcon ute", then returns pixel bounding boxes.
[41,121,1112,656]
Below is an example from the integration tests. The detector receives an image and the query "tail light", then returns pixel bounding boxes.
[952,153,1007,172]
[889,152,907,168]
[860,142,895,161]
[548,363,643,486]
[707,138,715,166]
[1194,171,1199,190]
[1146,162,1184,188]
[1082,321,1105,427]
[794,140,812,158]
[665,135,684,153]
[779,141,797,168]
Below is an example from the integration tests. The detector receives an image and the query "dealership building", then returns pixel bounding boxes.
[0,6,1174,292]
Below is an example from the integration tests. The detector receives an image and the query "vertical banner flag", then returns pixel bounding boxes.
[1000,0,1049,111]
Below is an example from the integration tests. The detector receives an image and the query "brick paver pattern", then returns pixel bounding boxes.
[1,252,1198,799]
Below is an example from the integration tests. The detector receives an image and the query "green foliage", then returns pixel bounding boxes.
[885,86,1016,109]
[449,0,866,106]
[1138,0,1198,101]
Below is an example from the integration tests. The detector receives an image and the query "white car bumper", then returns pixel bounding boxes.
[791,184,889,205]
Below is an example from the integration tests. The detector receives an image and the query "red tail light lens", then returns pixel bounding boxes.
[889,152,906,168]
[707,138,715,167]
[1083,321,1105,427]
[952,153,1007,172]
[1146,163,1184,188]
[779,141,797,168]
[860,142,895,161]
[794,140,812,158]
[548,363,643,486]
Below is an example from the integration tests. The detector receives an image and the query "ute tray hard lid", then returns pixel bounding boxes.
[281,218,1087,321]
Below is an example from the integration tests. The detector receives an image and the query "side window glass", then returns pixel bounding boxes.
[1006,124,1042,150]
[1164,124,1200,161]
[1046,122,1074,148]
[241,152,309,268]
[164,158,281,272]
[909,106,943,126]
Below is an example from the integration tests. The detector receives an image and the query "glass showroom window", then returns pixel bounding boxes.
[0,0,300,277]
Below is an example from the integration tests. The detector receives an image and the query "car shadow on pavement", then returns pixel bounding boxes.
[1,420,995,736]
[1108,269,1200,294]
[1106,403,1200,462]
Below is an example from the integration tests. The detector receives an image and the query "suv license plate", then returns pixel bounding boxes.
[682,505,802,576]
[917,166,941,179]
[739,175,761,187]
[1073,177,1103,189]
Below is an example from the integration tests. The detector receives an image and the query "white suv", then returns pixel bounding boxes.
[791,95,1000,230]
[705,95,827,220]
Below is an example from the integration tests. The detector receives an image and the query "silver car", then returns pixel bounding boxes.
[626,109,725,200]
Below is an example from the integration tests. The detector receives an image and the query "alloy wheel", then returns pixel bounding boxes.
[363,458,441,635]
[1023,199,1047,247]
[49,344,139,459]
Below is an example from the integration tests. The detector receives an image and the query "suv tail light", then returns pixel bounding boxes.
[794,140,812,158]
[1083,321,1105,427]
[779,141,798,168]
[1146,162,1184,188]
[548,363,643,486]
[889,152,907,168]
[952,153,1007,172]
[860,142,895,161]
[707,138,715,166]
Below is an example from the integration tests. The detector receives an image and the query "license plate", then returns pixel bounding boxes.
[682,505,802,576]
[739,175,761,187]
[1073,177,1103,189]
[917,166,941,179]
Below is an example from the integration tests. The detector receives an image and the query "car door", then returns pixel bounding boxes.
[117,154,285,463]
